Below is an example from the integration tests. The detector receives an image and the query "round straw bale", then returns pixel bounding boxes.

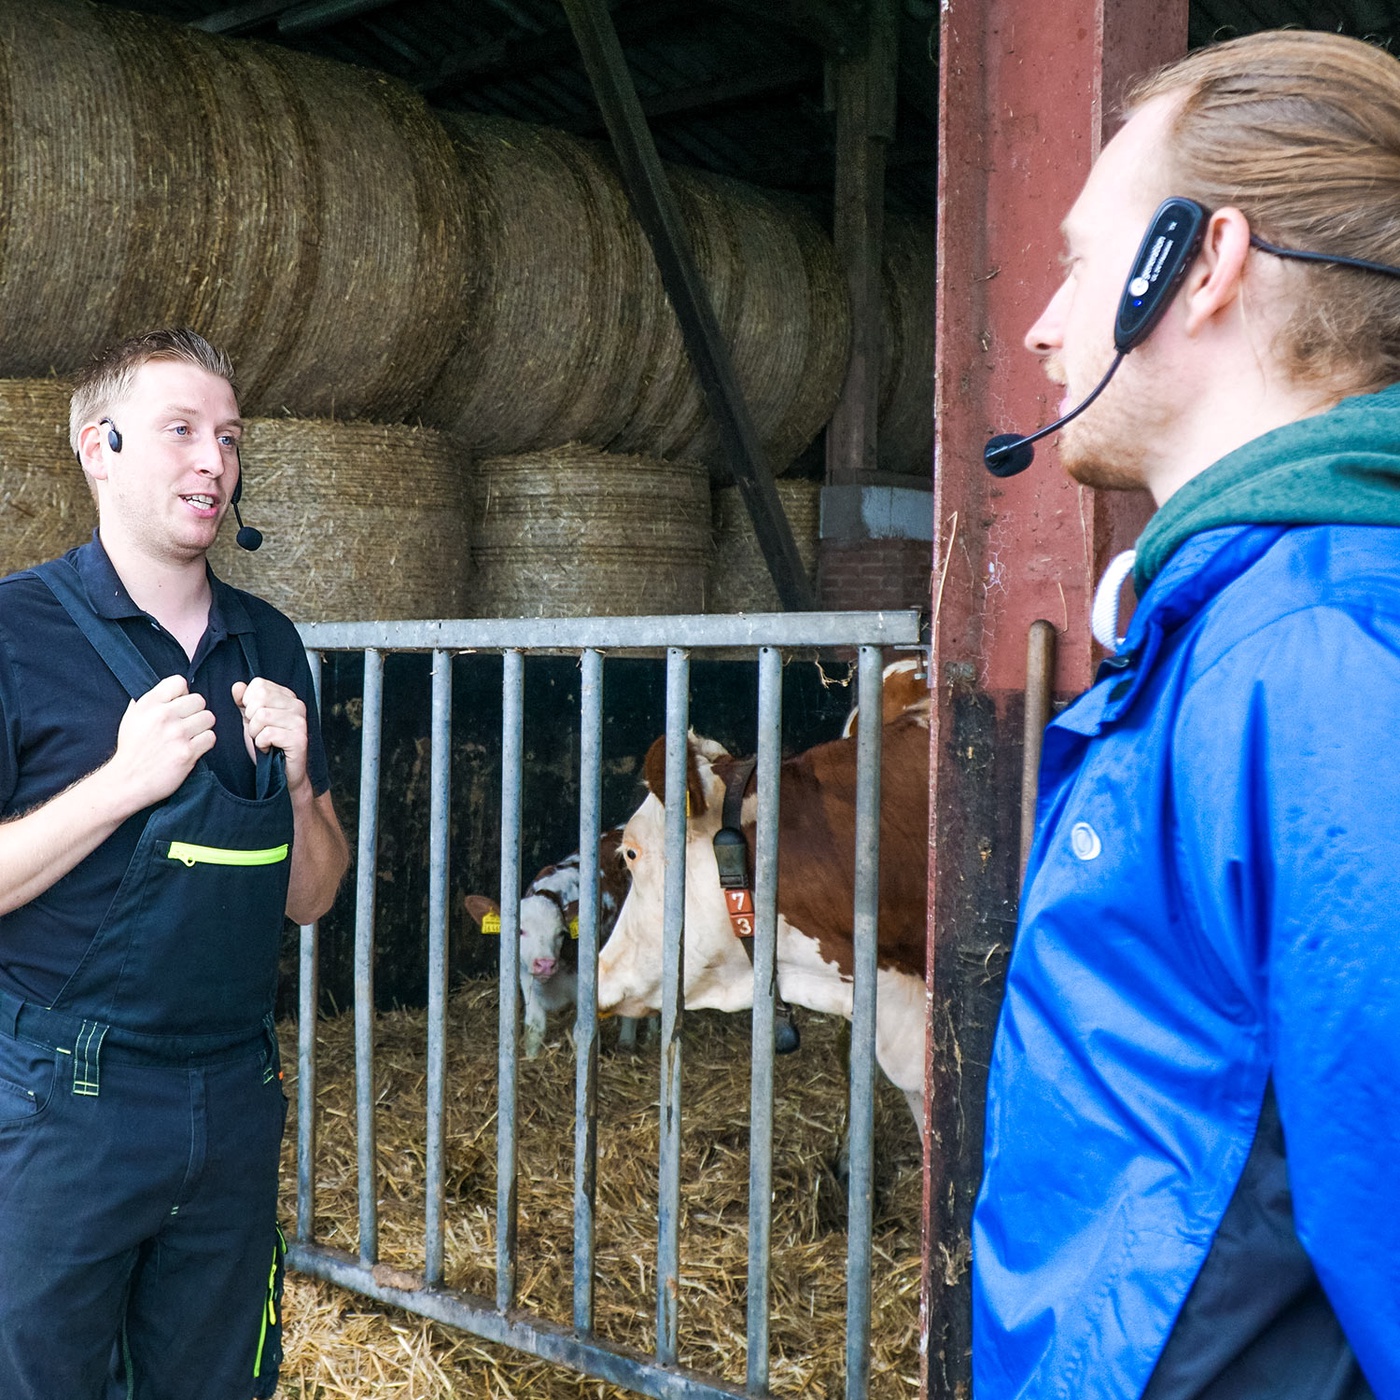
[877,215,936,476]
[0,0,466,421]
[419,115,665,456]
[0,380,94,577]
[708,480,820,614]
[208,419,469,622]
[469,446,711,617]
[421,115,849,476]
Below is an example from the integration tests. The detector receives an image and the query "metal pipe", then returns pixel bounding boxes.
[296,649,324,1246]
[297,611,920,655]
[497,650,525,1313]
[1020,620,1058,882]
[657,646,690,1365]
[290,1240,753,1399]
[425,650,452,1286]
[746,646,783,1392]
[845,645,884,1399]
[574,649,604,1333]
[354,648,385,1264]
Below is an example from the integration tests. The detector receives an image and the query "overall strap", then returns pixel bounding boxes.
[235,620,285,802]
[31,559,162,702]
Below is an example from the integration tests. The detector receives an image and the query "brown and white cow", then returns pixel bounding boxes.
[597,709,929,1120]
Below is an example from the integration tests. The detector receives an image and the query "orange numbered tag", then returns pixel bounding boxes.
[725,888,755,938]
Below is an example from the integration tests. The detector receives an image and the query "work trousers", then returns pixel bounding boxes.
[0,1021,286,1400]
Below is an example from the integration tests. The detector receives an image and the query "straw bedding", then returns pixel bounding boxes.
[468,446,712,617]
[278,981,922,1398]
[0,1,465,421]
[209,418,469,622]
[709,480,821,615]
[422,115,850,477]
[0,379,95,577]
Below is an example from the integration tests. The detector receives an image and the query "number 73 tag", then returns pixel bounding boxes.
[725,888,755,938]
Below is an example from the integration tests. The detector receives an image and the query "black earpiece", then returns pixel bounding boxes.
[985,197,1210,477]
[100,417,123,453]
[230,449,262,552]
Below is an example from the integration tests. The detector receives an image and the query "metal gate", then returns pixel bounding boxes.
[288,610,923,1399]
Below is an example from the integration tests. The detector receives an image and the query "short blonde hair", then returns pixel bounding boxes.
[69,327,237,453]
[1129,30,1400,394]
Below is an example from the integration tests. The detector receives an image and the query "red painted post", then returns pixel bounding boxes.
[921,1,1187,1395]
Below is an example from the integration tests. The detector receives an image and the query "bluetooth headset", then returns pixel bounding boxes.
[984,196,1400,477]
[98,415,263,550]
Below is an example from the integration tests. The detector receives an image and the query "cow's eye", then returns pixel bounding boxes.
[625,847,638,862]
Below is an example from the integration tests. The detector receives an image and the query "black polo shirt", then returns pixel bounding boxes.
[0,534,330,1006]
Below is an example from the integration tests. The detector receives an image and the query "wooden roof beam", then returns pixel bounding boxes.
[562,0,816,612]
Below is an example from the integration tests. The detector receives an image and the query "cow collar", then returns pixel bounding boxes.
[708,755,800,1054]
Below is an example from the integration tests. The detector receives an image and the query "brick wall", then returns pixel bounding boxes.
[817,537,931,613]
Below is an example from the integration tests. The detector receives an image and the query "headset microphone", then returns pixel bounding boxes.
[230,452,262,552]
[985,197,1210,477]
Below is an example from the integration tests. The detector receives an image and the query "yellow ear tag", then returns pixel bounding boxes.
[568,917,580,940]
[685,792,691,817]
[481,912,502,935]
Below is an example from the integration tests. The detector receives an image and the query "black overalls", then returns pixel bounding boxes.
[0,560,293,1400]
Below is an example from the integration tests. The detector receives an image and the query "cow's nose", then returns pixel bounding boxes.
[531,956,557,979]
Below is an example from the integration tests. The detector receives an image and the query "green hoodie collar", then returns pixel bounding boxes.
[1133,380,1400,592]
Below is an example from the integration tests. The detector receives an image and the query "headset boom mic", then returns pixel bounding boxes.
[984,196,1210,477]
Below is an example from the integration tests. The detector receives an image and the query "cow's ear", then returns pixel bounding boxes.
[464,894,500,928]
[641,734,710,815]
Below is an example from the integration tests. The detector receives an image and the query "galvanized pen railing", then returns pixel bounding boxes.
[290,610,921,1400]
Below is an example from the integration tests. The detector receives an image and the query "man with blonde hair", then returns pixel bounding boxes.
[0,328,348,1398]
[975,31,1400,1400]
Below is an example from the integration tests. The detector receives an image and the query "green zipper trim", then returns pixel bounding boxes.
[166,841,289,869]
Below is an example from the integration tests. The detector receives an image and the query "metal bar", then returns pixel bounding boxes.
[296,649,325,1246]
[657,647,690,1364]
[559,0,816,611]
[188,0,296,33]
[746,646,783,1392]
[497,650,525,1313]
[1020,621,1058,882]
[296,611,919,654]
[354,649,385,1264]
[845,646,884,1400]
[278,0,396,35]
[425,650,452,1285]
[289,1242,753,1400]
[574,649,605,1334]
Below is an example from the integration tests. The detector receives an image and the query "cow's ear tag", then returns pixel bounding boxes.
[568,916,580,940]
[481,912,502,935]
[712,826,748,889]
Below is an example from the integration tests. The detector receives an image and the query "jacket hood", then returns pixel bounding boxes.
[1134,380,1400,591]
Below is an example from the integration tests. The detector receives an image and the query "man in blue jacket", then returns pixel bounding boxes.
[974,30,1400,1400]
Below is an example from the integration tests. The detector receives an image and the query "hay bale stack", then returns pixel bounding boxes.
[469,446,711,617]
[422,114,850,476]
[709,480,820,614]
[0,380,95,577]
[878,215,937,475]
[209,419,469,622]
[0,1,466,421]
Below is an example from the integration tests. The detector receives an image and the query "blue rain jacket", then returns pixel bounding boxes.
[973,522,1400,1400]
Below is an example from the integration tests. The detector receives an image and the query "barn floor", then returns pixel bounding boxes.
[276,980,923,1398]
